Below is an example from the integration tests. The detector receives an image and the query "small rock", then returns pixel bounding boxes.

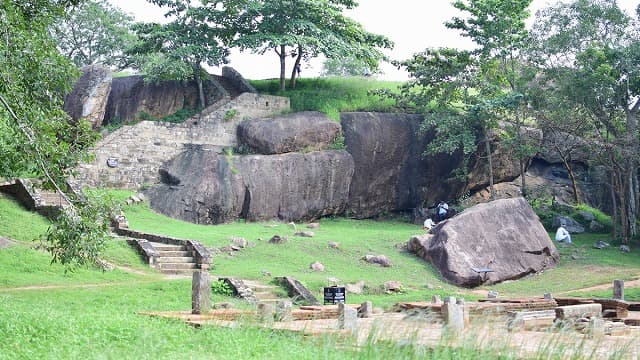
[219,246,233,252]
[589,220,604,232]
[593,240,610,249]
[487,290,499,299]
[125,199,133,206]
[295,231,314,238]
[213,302,235,309]
[328,241,339,249]
[95,258,114,272]
[327,277,340,285]
[307,222,320,229]
[345,281,365,295]
[425,283,435,290]
[261,270,272,277]
[269,235,287,244]
[571,254,579,260]
[384,281,403,293]
[578,210,595,222]
[130,195,141,203]
[364,254,393,267]
[620,245,631,253]
[257,237,264,241]
[136,193,146,201]
[229,245,242,251]
[310,261,325,272]
[230,237,248,248]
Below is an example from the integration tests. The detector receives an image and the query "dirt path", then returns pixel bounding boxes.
[560,277,640,295]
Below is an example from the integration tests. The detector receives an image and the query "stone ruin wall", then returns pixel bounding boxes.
[74,93,290,189]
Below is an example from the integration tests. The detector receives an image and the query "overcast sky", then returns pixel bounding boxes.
[108,0,639,80]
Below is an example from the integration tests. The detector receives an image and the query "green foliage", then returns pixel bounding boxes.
[137,111,154,121]
[211,279,234,296]
[43,192,116,272]
[50,0,135,67]
[321,57,372,77]
[223,109,238,122]
[0,193,50,243]
[573,204,613,233]
[251,77,400,121]
[0,1,98,186]
[234,0,393,90]
[330,135,346,150]
[159,108,198,124]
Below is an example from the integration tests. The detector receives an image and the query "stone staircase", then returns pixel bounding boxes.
[0,179,72,219]
[149,242,199,275]
[243,280,288,304]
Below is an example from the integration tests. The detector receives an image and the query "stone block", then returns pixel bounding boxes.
[257,303,275,324]
[358,301,373,318]
[192,270,211,314]
[338,303,358,332]
[275,300,293,322]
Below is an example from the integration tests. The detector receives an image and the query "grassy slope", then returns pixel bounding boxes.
[250,77,401,120]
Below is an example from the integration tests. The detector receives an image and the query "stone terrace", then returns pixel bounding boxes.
[75,93,290,189]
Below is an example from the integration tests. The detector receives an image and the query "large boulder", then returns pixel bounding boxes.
[341,112,463,218]
[238,111,340,154]
[146,148,354,224]
[64,65,113,129]
[408,197,559,287]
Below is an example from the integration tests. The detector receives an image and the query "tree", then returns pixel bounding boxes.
[1,0,109,270]
[530,0,640,243]
[50,0,135,67]
[321,57,371,77]
[235,0,392,91]
[129,0,236,108]
[387,0,533,198]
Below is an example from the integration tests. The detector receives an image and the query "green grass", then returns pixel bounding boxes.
[0,193,50,243]
[250,77,401,121]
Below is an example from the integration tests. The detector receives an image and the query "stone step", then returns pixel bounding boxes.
[159,262,198,270]
[160,268,199,275]
[257,299,285,305]
[248,284,279,292]
[149,242,185,251]
[158,250,192,257]
[253,292,282,300]
[156,257,195,264]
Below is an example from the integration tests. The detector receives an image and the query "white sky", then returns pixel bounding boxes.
[108,0,639,81]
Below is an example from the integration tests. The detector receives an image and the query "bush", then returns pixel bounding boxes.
[211,280,233,296]
[573,204,613,233]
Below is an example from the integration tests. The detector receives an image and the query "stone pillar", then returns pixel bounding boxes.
[442,297,464,332]
[543,292,553,300]
[338,303,358,332]
[257,303,275,324]
[457,298,469,326]
[588,318,605,339]
[192,270,211,315]
[613,280,624,300]
[431,295,441,304]
[358,301,373,318]
[275,300,293,322]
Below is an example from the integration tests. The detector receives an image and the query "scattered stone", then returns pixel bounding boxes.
[328,241,339,249]
[269,235,287,244]
[432,295,442,304]
[257,303,275,323]
[306,222,320,229]
[0,236,16,249]
[589,220,604,232]
[219,246,233,252]
[544,293,553,300]
[578,210,596,222]
[295,231,314,237]
[620,245,631,253]
[288,222,297,230]
[593,240,610,249]
[261,270,272,277]
[363,254,393,267]
[338,303,358,331]
[487,290,499,299]
[136,193,146,201]
[345,281,365,295]
[358,301,373,318]
[95,258,114,271]
[426,283,435,290]
[229,245,242,252]
[213,302,234,310]
[327,277,340,285]
[310,261,325,272]
[130,195,141,203]
[384,281,403,293]
[275,300,293,322]
[125,199,133,206]
[571,254,579,260]
[230,237,248,248]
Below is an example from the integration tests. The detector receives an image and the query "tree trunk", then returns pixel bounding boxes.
[610,170,618,241]
[277,45,286,92]
[559,153,580,204]
[193,64,206,109]
[484,129,495,200]
[520,159,527,198]
[289,45,303,90]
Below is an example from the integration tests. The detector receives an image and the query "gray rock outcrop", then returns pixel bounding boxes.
[341,112,463,218]
[64,65,112,129]
[147,148,354,224]
[408,197,559,287]
[238,111,340,154]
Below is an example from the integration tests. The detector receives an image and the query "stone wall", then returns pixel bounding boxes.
[74,93,290,189]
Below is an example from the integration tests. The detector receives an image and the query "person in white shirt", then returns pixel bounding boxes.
[555,223,572,244]
[423,218,436,232]
[437,201,449,221]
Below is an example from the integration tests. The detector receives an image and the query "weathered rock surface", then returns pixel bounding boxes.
[64,65,112,129]
[147,148,354,224]
[341,112,463,218]
[238,111,340,154]
[408,198,559,287]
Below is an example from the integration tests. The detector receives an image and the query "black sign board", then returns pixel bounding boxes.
[106,157,119,168]
[323,286,346,304]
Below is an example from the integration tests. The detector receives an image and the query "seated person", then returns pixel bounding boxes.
[555,223,572,244]
[423,218,436,232]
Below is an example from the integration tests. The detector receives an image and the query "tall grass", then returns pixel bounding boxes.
[250,77,401,120]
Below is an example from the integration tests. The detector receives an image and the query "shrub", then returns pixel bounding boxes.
[211,280,233,296]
